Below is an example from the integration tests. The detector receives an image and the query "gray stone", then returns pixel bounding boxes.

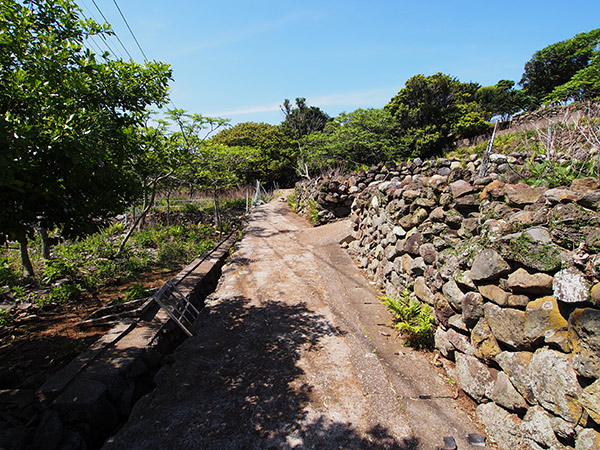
[442,279,464,311]
[576,428,600,450]
[581,378,600,424]
[435,328,454,358]
[521,406,564,449]
[530,348,583,423]
[484,302,529,349]
[454,270,475,290]
[419,243,437,265]
[462,292,484,328]
[489,371,528,412]
[448,314,468,332]
[544,188,580,203]
[570,308,600,378]
[553,267,591,304]
[470,249,511,282]
[414,277,435,306]
[476,402,524,450]
[450,180,474,198]
[508,294,531,308]
[446,329,475,356]
[455,353,495,402]
[429,206,445,222]
[495,351,535,404]
[410,257,426,276]
[507,268,554,295]
[478,284,510,306]
[403,231,422,255]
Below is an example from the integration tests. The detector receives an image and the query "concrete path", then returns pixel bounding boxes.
[103,198,488,450]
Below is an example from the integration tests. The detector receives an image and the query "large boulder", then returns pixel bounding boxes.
[529,348,583,424]
[484,303,529,349]
[455,353,495,402]
[524,296,570,351]
[495,351,535,404]
[569,308,600,378]
[476,402,524,450]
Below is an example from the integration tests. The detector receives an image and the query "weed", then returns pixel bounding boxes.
[381,289,435,350]
[307,198,320,225]
[122,283,149,303]
[42,284,81,306]
[287,192,297,212]
[0,309,11,327]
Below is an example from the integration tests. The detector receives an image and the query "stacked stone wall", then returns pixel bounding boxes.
[342,155,600,449]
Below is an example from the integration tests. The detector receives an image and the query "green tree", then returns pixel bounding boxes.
[520,29,600,105]
[476,80,527,121]
[211,122,296,185]
[385,73,489,157]
[546,54,600,103]
[0,0,171,274]
[308,108,402,169]
[280,98,330,179]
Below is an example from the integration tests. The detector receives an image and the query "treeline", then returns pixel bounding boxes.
[213,28,600,177]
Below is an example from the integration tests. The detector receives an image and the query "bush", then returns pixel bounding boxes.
[42,284,82,306]
[157,241,186,266]
[381,289,435,349]
[0,309,11,327]
[0,257,18,286]
[122,283,149,303]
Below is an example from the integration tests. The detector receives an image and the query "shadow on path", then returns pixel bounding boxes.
[104,296,418,449]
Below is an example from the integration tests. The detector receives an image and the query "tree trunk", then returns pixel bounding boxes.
[118,185,158,256]
[166,187,172,226]
[17,234,35,277]
[213,188,221,230]
[39,227,51,259]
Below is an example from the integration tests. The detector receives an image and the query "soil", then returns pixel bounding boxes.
[0,269,177,392]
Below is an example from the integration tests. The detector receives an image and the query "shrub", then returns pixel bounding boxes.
[122,283,149,303]
[381,289,435,350]
[42,284,82,306]
[157,241,186,266]
[0,257,18,286]
[0,309,11,327]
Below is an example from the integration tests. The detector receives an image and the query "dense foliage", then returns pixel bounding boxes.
[520,28,600,105]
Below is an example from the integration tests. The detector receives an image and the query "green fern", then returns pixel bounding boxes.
[381,289,435,349]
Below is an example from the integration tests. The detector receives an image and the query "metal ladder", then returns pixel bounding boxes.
[152,280,200,337]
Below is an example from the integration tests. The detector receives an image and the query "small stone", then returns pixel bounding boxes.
[521,406,564,449]
[508,294,531,308]
[484,303,529,349]
[489,371,528,412]
[478,284,510,306]
[507,268,553,295]
[450,180,474,199]
[495,351,535,403]
[414,277,435,306]
[442,279,464,311]
[462,292,484,328]
[544,188,580,203]
[553,267,591,304]
[419,243,438,265]
[524,296,570,351]
[480,179,506,200]
[504,183,545,206]
[470,249,511,282]
[581,378,600,424]
[454,270,475,290]
[476,402,524,450]
[435,328,455,358]
[571,177,600,193]
[569,308,600,378]
[448,314,468,332]
[446,328,475,356]
[576,428,600,450]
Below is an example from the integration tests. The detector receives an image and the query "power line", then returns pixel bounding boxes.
[87,0,133,60]
[112,0,149,62]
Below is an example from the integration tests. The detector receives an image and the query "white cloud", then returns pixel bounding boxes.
[208,102,281,117]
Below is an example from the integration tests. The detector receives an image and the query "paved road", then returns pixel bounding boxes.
[103,198,488,450]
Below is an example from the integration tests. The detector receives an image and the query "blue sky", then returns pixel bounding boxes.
[82,0,600,125]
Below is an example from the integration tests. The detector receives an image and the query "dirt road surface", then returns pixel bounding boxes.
[103,197,490,450]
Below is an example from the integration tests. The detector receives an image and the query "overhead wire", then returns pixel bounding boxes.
[87,0,133,60]
[111,0,149,62]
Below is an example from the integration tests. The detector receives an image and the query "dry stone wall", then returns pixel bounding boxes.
[296,154,600,449]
